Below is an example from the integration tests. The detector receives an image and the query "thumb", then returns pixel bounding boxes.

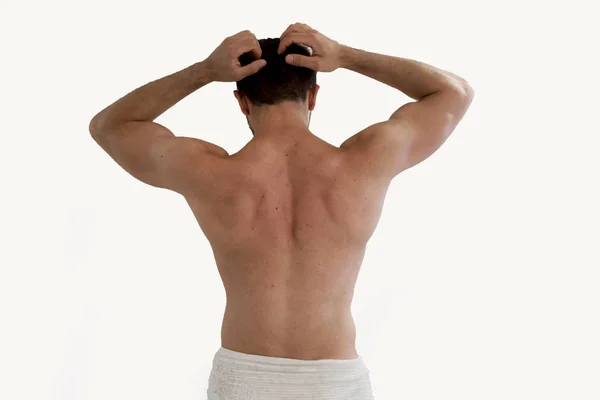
[285,54,317,69]
[236,59,267,80]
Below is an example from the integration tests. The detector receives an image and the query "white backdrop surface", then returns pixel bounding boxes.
[1,1,598,399]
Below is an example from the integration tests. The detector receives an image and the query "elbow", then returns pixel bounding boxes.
[441,69,474,98]
[89,112,111,137]
[89,119,99,136]
[89,114,102,136]
[448,80,475,104]
[462,81,475,100]
[455,75,474,98]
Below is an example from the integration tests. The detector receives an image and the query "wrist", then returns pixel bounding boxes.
[188,60,214,87]
[337,44,356,70]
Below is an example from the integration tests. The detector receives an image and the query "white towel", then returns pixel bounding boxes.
[207,347,375,399]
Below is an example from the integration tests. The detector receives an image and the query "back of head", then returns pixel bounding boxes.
[236,38,317,106]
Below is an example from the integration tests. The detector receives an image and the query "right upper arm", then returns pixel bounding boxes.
[341,82,474,181]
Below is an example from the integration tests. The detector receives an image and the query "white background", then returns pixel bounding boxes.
[1,0,599,399]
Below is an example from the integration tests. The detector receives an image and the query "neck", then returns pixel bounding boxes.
[248,101,311,140]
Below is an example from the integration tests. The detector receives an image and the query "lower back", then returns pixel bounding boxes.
[220,283,360,360]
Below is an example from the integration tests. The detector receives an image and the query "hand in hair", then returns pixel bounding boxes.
[204,30,267,82]
[278,23,342,72]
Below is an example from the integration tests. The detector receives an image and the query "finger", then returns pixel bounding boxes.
[233,29,252,38]
[227,30,249,45]
[278,33,315,55]
[235,38,262,59]
[279,23,302,37]
[285,54,318,70]
[250,39,262,59]
[278,27,304,53]
[280,23,304,38]
[235,59,267,80]
[279,33,315,56]
[278,24,312,53]
[297,23,314,31]
[232,31,261,54]
[288,22,314,33]
[239,30,259,45]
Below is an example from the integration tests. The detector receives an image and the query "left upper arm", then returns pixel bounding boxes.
[90,120,229,196]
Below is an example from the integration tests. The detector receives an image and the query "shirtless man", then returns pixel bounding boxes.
[89,23,474,400]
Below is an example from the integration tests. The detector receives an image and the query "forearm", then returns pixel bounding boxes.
[338,45,467,100]
[89,61,212,132]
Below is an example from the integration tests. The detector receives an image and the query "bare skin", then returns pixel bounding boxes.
[89,24,474,361]
[186,127,389,360]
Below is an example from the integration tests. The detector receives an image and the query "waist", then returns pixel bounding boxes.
[221,303,357,360]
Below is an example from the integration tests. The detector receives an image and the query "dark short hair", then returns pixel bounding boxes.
[236,38,317,106]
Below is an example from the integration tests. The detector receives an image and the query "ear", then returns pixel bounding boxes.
[308,84,320,111]
[234,90,250,116]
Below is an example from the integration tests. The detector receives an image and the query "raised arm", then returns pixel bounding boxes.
[88,30,266,196]
[338,46,474,180]
[278,23,474,181]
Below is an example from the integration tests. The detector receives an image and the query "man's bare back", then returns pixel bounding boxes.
[89,24,474,366]
[184,133,390,360]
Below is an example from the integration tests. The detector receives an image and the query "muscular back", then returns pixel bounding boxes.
[88,25,474,361]
[184,133,392,360]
